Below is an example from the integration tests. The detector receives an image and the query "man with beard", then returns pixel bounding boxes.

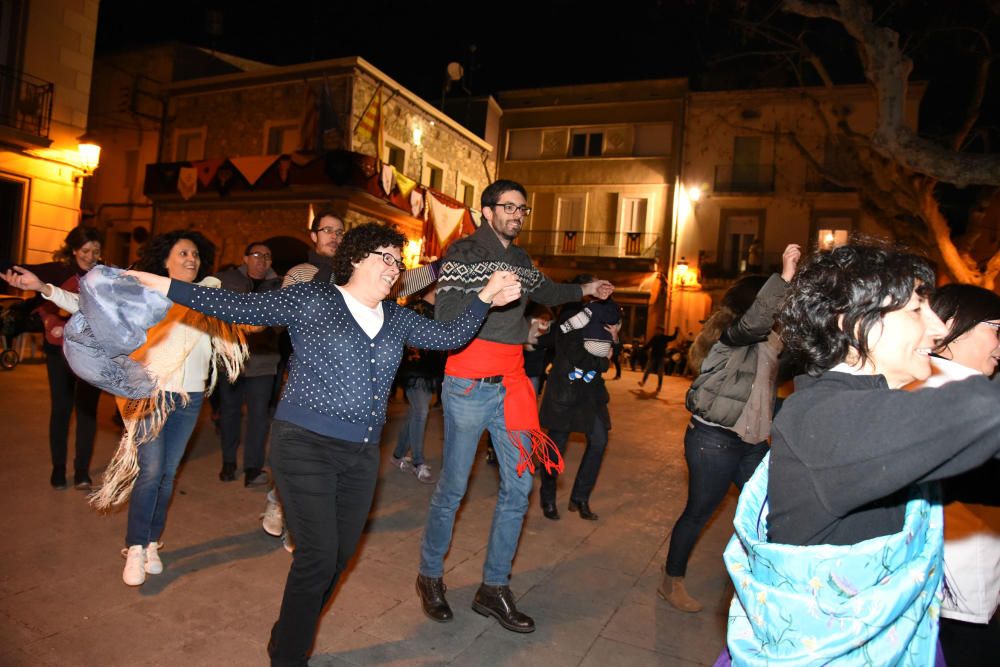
[416,179,614,633]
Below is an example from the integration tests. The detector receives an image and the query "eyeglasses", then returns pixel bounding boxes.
[369,251,406,271]
[316,227,345,238]
[982,321,1000,340]
[491,202,532,216]
[248,252,272,260]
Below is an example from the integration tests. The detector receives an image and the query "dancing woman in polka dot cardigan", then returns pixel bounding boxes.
[127,222,520,666]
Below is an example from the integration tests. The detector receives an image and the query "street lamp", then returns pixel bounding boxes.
[77,132,101,175]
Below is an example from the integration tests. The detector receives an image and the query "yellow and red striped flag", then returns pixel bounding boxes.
[357,86,383,161]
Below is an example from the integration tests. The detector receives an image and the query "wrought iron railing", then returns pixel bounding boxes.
[804,165,855,192]
[0,65,54,139]
[713,163,775,194]
[516,229,659,258]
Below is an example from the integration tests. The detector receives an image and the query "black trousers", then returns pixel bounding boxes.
[267,420,380,667]
[939,614,1000,667]
[45,347,100,474]
[541,414,609,506]
[218,374,273,471]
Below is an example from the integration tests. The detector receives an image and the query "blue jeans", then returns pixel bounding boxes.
[392,378,433,467]
[420,375,534,585]
[125,392,204,546]
[665,417,767,576]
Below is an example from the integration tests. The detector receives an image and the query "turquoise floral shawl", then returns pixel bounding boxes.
[723,454,943,666]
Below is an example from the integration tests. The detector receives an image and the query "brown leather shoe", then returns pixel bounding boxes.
[472,583,535,633]
[416,574,453,622]
[568,499,599,520]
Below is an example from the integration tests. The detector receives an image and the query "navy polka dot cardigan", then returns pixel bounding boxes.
[167,280,489,444]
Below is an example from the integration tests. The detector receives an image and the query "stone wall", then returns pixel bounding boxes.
[353,75,494,206]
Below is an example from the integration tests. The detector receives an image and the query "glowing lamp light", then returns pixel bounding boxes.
[77,141,101,174]
[673,256,700,288]
[687,185,702,202]
[411,124,423,147]
[403,238,423,269]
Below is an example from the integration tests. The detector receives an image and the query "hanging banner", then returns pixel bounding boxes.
[230,156,278,187]
[410,188,425,218]
[380,163,395,194]
[427,191,465,246]
[394,167,417,198]
[192,158,224,188]
[177,167,198,200]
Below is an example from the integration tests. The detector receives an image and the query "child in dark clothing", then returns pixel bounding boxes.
[559,297,620,382]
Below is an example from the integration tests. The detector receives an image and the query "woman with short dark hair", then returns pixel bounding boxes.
[921,283,1000,666]
[126,221,522,666]
[722,242,1000,665]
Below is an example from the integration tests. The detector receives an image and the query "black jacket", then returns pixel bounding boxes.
[539,311,610,434]
[768,370,1000,546]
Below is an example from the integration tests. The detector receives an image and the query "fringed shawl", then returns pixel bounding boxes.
[90,277,247,509]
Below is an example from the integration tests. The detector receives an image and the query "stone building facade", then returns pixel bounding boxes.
[496,79,687,340]
[1,0,100,265]
[670,83,925,334]
[141,57,494,272]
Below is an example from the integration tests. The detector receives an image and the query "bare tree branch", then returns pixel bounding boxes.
[784,0,1000,188]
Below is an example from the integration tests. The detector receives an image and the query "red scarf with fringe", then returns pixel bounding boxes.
[446,339,564,476]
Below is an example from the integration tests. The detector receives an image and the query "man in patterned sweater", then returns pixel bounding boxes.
[416,179,614,633]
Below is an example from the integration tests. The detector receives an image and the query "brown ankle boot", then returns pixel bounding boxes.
[657,573,702,612]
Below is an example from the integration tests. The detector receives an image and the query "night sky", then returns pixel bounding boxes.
[96,1,1000,152]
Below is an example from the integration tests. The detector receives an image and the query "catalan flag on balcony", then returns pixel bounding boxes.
[356,85,383,161]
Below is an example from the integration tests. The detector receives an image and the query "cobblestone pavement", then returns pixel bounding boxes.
[0,361,738,666]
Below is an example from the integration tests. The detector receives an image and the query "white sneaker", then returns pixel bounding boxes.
[391,455,414,473]
[414,463,434,484]
[261,494,284,537]
[145,541,163,574]
[122,545,146,586]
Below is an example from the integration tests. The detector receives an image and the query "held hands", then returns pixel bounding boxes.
[604,321,622,344]
[479,270,522,307]
[122,270,172,296]
[1,267,49,295]
[582,279,614,300]
[781,244,802,283]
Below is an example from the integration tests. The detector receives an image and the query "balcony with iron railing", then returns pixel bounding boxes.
[712,163,775,194]
[804,165,855,193]
[516,229,659,258]
[0,65,54,145]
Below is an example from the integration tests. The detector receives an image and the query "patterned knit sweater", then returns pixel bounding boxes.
[167,279,489,443]
[435,223,582,344]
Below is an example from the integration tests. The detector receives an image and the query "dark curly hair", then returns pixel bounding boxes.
[331,222,405,286]
[480,179,527,211]
[137,230,216,282]
[931,283,1000,352]
[53,226,102,264]
[780,240,934,376]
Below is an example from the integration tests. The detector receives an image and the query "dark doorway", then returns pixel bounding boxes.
[264,235,311,276]
[0,176,26,269]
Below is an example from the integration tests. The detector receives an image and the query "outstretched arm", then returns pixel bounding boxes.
[126,269,299,327]
[406,271,521,349]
